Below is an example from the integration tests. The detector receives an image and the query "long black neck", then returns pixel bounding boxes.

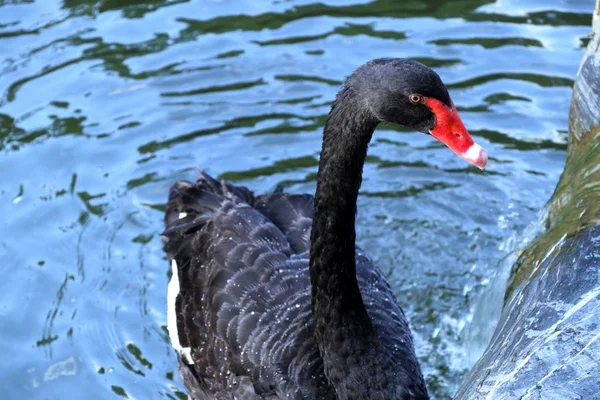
[309,86,380,383]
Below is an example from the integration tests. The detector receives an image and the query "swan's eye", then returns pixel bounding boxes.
[409,94,422,104]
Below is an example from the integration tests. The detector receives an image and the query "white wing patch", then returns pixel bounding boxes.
[167,259,193,364]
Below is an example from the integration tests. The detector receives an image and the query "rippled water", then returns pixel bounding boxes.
[0,0,593,398]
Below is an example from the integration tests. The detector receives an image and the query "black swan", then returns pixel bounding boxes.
[162,58,487,400]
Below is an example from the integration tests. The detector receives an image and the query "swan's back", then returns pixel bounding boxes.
[162,172,420,399]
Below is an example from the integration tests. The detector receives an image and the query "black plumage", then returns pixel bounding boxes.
[161,58,459,399]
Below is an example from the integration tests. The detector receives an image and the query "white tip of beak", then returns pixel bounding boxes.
[462,143,488,170]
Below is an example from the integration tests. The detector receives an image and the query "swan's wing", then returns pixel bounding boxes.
[354,252,429,396]
[162,174,332,399]
[253,192,314,254]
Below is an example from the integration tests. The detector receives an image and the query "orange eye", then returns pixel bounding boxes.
[409,94,422,104]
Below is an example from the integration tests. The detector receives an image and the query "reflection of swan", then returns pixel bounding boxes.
[162,58,487,399]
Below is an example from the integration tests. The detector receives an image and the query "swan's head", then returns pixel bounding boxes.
[347,58,487,170]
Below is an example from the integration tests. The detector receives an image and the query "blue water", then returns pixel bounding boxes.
[0,1,593,398]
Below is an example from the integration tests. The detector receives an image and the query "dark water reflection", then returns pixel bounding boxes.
[0,0,592,398]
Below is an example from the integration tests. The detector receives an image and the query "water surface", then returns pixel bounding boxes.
[0,0,592,398]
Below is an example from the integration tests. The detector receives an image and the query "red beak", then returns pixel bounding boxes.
[424,98,487,170]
